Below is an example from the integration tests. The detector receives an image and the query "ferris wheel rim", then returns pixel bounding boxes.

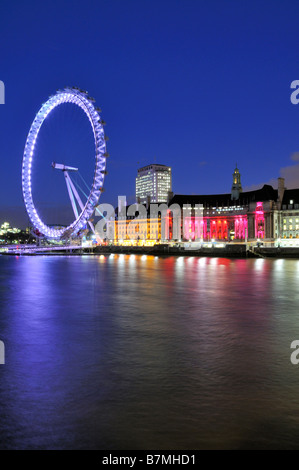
[21,87,107,239]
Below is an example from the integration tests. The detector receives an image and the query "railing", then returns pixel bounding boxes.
[0,244,85,254]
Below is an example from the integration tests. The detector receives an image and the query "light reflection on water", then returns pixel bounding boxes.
[0,254,299,449]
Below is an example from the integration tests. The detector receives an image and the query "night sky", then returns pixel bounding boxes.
[1,0,299,227]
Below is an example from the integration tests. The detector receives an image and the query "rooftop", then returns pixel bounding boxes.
[169,184,279,208]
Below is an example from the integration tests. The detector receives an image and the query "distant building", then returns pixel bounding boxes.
[135,164,172,204]
[0,222,34,245]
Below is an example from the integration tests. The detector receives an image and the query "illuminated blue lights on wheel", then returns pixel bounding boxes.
[22,87,107,239]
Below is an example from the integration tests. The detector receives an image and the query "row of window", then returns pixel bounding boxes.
[282,204,299,210]
[283,218,299,223]
[283,225,299,230]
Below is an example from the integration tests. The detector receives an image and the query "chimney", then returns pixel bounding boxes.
[277,177,285,209]
[167,191,174,204]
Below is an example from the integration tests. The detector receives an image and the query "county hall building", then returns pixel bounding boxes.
[169,166,299,244]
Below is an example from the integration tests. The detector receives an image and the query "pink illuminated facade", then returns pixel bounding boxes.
[182,213,249,241]
[168,168,285,242]
[170,200,274,242]
[255,202,265,239]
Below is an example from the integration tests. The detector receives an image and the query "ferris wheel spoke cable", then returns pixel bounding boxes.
[78,171,90,192]
[67,173,106,224]
[77,171,105,219]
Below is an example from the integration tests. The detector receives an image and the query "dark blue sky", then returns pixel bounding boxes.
[1,0,299,227]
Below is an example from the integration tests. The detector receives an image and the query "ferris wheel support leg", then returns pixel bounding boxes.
[64,172,79,220]
[65,172,95,233]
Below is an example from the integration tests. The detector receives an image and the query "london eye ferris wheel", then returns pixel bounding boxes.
[21,87,108,240]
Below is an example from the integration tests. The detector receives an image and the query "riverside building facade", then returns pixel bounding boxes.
[169,168,299,244]
[103,166,299,245]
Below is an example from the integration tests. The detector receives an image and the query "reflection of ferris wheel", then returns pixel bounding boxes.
[22,87,108,240]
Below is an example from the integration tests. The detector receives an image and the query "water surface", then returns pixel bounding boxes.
[0,254,299,449]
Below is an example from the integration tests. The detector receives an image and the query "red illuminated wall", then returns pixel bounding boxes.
[255,202,265,239]
[183,215,248,241]
[184,217,202,240]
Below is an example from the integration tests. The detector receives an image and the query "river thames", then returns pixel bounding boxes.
[0,254,299,449]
